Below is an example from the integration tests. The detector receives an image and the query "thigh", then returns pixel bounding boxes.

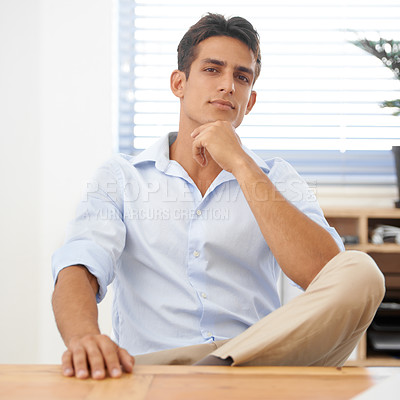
[212,251,384,366]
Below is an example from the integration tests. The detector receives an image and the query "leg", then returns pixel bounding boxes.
[134,339,230,365]
[211,250,385,366]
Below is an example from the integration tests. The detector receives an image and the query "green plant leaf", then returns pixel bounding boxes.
[351,35,400,117]
[351,37,400,80]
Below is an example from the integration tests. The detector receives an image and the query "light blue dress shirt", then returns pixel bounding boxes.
[52,132,344,356]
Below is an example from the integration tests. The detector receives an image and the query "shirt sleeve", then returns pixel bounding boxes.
[52,156,126,302]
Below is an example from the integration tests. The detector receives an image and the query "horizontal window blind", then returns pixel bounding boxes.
[118,0,400,185]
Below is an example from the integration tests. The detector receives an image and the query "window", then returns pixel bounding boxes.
[118,0,400,185]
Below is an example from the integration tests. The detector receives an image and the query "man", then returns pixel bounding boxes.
[52,13,385,380]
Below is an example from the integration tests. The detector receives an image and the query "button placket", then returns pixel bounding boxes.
[205,331,213,339]
[187,197,216,343]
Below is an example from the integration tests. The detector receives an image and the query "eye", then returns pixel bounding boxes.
[237,74,250,83]
[204,67,218,73]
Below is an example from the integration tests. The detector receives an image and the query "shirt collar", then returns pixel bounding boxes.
[131,132,177,171]
[130,131,270,174]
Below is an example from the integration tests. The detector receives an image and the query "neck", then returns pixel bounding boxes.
[170,129,222,196]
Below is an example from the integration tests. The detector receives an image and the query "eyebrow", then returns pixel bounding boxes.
[201,58,254,78]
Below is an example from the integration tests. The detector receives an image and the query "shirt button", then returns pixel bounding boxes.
[193,250,200,258]
[201,292,207,299]
[196,209,202,216]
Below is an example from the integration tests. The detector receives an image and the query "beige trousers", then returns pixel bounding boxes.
[135,251,385,367]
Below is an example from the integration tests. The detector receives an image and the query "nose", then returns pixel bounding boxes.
[219,73,235,94]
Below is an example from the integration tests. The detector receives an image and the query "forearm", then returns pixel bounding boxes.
[190,121,340,288]
[52,265,134,379]
[52,265,100,346]
[233,156,340,289]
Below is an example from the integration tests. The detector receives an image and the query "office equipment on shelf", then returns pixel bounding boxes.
[367,301,400,356]
[371,225,400,245]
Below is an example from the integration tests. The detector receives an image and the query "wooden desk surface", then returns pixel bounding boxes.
[0,364,399,400]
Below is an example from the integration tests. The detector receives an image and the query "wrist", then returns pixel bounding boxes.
[66,327,101,347]
[231,153,259,180]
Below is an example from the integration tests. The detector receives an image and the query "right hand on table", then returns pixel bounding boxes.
[62,334,135,379]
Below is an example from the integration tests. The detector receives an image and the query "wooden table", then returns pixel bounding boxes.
[0,364,399,400]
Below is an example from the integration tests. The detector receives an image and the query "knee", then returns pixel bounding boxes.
[333,250,385,308]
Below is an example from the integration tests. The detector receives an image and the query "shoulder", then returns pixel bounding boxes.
[243,147,300,179]
[264,157,301,178]
[253,155,306,188]
[95,153,139,176]
[86,154,139,194]
[263,157,317,204]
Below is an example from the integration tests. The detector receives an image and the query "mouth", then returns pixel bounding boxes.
[209,99,235,110]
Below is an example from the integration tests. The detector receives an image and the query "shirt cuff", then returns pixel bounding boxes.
[52,239,115,302]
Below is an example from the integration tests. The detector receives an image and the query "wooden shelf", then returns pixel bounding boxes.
[324,207,400,367]
[347,244,400,253]
[345,356,400,367]
[324,208,400,219]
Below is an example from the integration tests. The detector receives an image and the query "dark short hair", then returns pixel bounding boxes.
[177,13,261,83]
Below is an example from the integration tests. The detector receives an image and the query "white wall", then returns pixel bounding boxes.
[0,0,115,364]
[0,0,42,363]
[38,0,116,363]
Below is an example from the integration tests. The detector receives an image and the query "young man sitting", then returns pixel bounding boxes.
[52,13,385,379]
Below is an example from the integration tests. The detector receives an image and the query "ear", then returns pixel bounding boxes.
[170,69,186,98]
[245,90,257,115]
